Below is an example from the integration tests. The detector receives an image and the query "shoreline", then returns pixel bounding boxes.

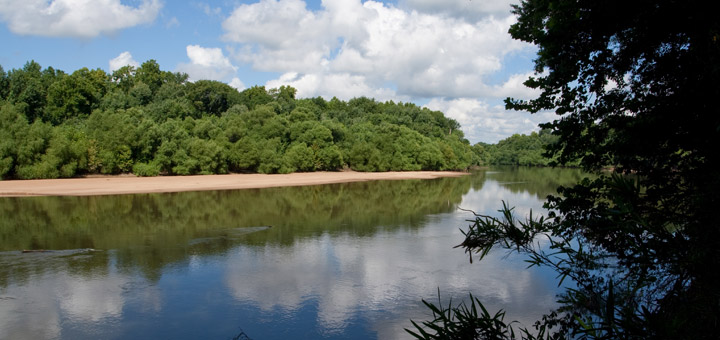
[0,171,469,197]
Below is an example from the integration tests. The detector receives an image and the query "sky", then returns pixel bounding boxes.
[0,0,557,144]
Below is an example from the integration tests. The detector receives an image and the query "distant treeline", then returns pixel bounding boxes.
[0,60,476,179]
[471,129,572,167]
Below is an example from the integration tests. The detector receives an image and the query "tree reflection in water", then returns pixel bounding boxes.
[0,167,585,339]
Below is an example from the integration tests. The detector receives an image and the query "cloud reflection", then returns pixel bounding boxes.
[225,177,559,336]
[0,252,160,340]
[0,169,575,339]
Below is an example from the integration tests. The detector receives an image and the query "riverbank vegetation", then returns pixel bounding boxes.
[0,61,472,179]
[470,129,564,167]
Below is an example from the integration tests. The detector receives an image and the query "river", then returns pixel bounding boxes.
[0,167,587,339]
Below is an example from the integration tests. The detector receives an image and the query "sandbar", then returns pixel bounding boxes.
[0,171,468,197]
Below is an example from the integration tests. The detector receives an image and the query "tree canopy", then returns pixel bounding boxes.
[0,60,472,179]
[471,129,563,167]
[410,0,720,339]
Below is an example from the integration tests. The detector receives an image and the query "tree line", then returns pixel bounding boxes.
[470,129,570,167]
[0,60,473,179]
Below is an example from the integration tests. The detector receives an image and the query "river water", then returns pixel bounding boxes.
[0,167,587,339]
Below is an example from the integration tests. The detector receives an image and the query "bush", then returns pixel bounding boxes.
[133,162,161,176]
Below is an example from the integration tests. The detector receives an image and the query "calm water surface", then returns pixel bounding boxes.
[0,167,587,339]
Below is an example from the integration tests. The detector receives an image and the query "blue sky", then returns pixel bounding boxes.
[0,0,555,144]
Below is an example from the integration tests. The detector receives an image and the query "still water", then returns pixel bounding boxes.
[0,167,587,339]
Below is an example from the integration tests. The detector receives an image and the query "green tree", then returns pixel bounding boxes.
[411,0,720,339]
[37,124,89,177]
[227,136,260,171]
[0,60,473,178]
[0,65,8,100]
[110,65,136,93]
[485,131,556,166]
[418,141,446,170]
[257,137,290,174]
[45,68,107,123]
[269,85,297,114]
[186,80,241,116]
[469,142,490,166]
[0,103,29,178]
[85,108,140,174]
[135,60,164,94]
[239,86,273,110]
[13,120,54,179]
[284,142,315,172]
[177,137,227,175]
[6,61,51,121]
[128,82,153,106]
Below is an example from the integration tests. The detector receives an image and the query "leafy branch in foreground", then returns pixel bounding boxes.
[454,202,548,264]
[406,290,517,340]
[411,173,708,339]
[411,0,719,338]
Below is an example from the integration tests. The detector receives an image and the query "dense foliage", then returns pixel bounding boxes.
[411,0,719,339]
[472,129,560,166]
[0,61,471,179]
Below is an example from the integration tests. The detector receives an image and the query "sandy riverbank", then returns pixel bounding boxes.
[0,171,468,197]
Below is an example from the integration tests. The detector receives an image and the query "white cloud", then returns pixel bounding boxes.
[266,72,404,102]
[221,0,541,143]
[398,0,519,22]
[492,72,542,99]
[176,45,239,82]
[425,98,555,143]
[109,51,140,72]
[346,7,524,98]
[229,77,246,91]
[186,45,236,70]
[223,0,334,73]
[223,0,530,100]
[0,0,162,38]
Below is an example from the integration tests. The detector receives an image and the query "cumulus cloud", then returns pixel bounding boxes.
[222,0,530,100]
[221,0,541,143]
[109,51,140,72]
[425,98,555,143]
[0,0,162,38]
[491,71,542,99]
[229,77,246,91]
[398,0,519,22]
[222,0,334,73]
[176,45,239,82]
[265,72,405,102]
